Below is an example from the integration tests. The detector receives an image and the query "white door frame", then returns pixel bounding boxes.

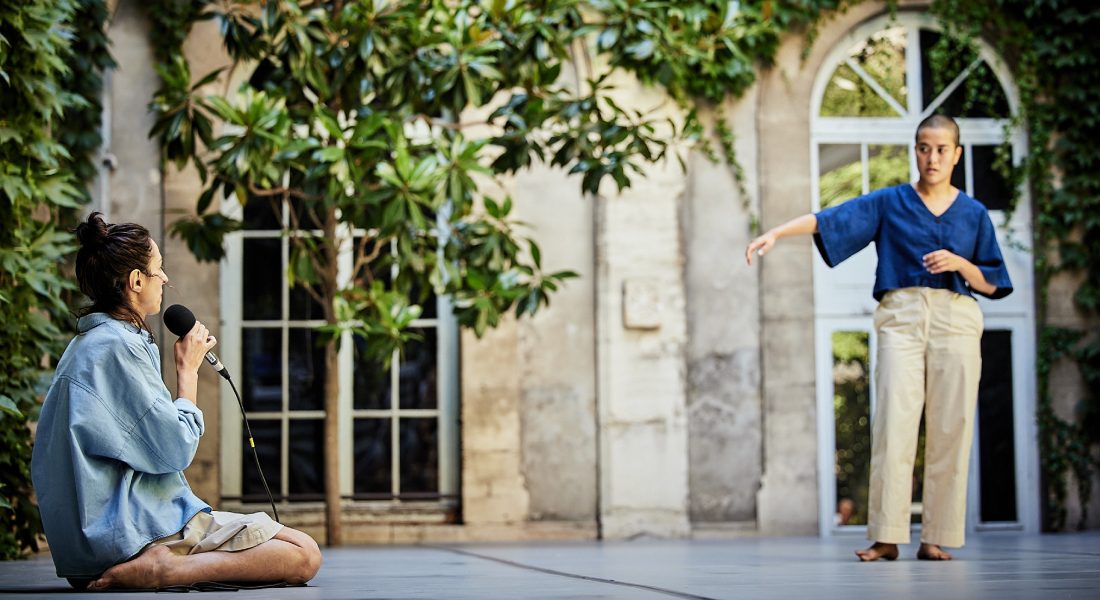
[810,12,1039,538]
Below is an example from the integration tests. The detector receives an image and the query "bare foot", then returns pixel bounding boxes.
[88,544,176,590]
[855,542,899,561]
[917,543,953,560]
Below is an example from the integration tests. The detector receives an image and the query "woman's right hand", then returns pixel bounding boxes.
[174,320,217,374]
[745,231,777,265]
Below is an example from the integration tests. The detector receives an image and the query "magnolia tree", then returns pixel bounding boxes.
[152,0,834,544]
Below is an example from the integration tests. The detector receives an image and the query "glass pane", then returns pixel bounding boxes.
[400,328,438,410]
[242,419,281,502]
[868,145,910,190]
[243,197,282,231]
[289,284,325,320]
[820,63,897,117]
[972,145,1013,211]
[289,198,324,230]
[399,418,439,495]
[978,330,1017,522]
[833,331,871,526]
[288,419,325,499]
[242,238,282,321]
[288,328,325,411]
[819,144,862,209]
[412,284,439,320]
[241,327,282,412]
[950,147,967,191]
[353,418,392,496]
[821,27,906,117]
[920,30,1009,118]
[353,336,391,410]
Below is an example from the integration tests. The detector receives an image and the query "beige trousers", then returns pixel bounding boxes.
[868,287,983,547]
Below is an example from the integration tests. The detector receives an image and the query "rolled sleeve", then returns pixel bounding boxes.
[813,191,884,268]
[971,212,1013,299]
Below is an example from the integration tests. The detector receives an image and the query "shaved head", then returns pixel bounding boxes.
[916,114,960,146]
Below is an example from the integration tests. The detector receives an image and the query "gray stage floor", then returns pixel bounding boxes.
[1,532,1098,599]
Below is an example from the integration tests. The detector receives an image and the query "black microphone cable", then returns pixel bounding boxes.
[162,304,280,523]
[224,372,280,524]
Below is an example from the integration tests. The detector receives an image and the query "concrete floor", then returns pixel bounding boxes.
[1,532,1098,599]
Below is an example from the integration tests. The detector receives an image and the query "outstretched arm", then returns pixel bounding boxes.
[745,213,818,265]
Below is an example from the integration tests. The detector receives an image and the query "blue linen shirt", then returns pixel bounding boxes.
[813,184,1013,301]
[31,313,210,578]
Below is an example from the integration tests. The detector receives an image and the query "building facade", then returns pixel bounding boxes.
[92,0,1099,544]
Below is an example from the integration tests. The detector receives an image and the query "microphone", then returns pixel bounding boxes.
[163,304,231,381]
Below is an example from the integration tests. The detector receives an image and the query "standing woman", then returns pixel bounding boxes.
[746,115,1012,560]
[31,213,321,589]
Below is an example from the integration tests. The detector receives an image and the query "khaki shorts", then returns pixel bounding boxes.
[151,510,283,555]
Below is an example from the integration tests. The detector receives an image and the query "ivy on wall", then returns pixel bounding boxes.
[0,0,113,559]
[929,0,1100,530]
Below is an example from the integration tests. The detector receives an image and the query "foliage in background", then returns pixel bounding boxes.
[142,0,849,544]
[0,0,104,559]
[832,331,870,525]
[929,0,1100,530]
[57,0,116,200]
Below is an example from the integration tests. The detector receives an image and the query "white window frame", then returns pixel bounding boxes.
[218,196,460,512]
[809,12,1039,538]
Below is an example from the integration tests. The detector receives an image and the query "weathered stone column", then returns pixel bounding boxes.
[595,77,692,539]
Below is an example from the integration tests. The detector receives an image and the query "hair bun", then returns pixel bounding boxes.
[75,212,110,250]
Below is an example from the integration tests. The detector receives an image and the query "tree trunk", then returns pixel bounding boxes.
[322,207,342,546]
[324,336,341,545]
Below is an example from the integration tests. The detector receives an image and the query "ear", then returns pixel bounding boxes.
[129,268,143,293]
[952,145,962,165]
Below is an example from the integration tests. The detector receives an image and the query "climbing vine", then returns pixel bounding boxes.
[0,0,113,559]
[929,0,1100,530]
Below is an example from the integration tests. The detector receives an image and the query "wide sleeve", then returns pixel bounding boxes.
[104,341,205,475]
[970,211,1013,299]
[812,190,884,267]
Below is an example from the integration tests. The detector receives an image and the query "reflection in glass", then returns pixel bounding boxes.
[288,419,324,499]
[400,329,438,409]
[242,238,282,320]
[353,418,392,496]
[833,331,871,526]
[868,145,910,190]
[242,327,281,412]
[400,418,439,495]
[242,420,281,502]
[353,336,391,410]
[820,27,906,117]
[920,30,1009,118]
[972,145,1012,211]
[819,144,862,209]
[288,328,325,411]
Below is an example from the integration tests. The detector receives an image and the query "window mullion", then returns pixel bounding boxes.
[906,26,922,116]
[844,58,908,117]
[920,57,982,119]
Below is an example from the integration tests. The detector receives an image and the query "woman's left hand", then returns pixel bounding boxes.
[923,249,968,274]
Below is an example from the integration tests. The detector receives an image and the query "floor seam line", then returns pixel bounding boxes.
[425,545,721,600]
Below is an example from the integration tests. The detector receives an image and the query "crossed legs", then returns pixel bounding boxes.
[88,526,321,590]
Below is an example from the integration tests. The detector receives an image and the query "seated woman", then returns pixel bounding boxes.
[31,212,321,590]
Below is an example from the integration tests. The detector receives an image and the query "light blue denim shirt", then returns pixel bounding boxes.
[31,313,210,578]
